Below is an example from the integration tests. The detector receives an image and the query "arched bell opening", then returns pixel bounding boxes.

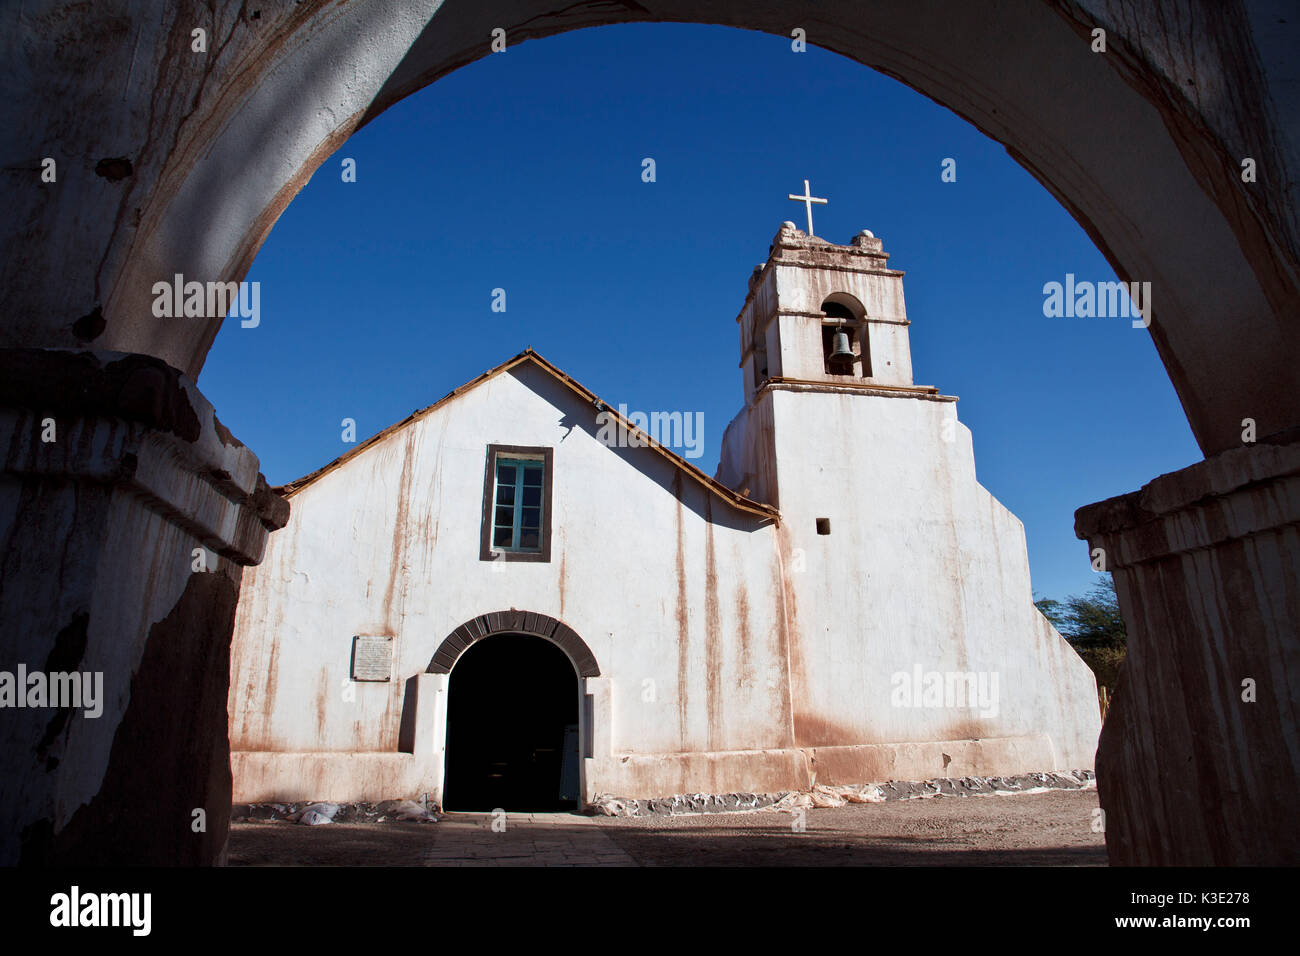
[821,295,870,377]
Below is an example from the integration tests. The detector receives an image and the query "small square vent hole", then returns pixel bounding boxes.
[816,518,831,535]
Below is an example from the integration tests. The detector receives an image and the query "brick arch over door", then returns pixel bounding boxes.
[429,610,600,678]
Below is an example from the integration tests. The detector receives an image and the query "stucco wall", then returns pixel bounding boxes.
[762,385,1100,771]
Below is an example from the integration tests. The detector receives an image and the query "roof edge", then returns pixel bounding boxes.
[275,349,780,524]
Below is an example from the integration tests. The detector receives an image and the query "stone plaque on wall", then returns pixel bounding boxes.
[351,635,393,682]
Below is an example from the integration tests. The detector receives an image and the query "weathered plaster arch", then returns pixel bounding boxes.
[4,1,1299,454]
[820,291,867,320]
[429,610,601,678]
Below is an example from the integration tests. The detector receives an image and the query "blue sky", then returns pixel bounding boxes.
[201,23,1200,603]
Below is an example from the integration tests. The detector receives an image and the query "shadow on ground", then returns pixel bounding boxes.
[227,789,1107,866]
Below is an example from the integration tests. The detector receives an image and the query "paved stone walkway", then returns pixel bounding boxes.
[227,789,1104,866]
[423,812,637,867]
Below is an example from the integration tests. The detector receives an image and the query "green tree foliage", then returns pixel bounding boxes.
[1080,646,1126,692]
[1035,575,1128,692]
[1034,596,1067,632]
[1035,574,1126,649]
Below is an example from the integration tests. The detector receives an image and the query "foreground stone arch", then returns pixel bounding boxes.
[1,1,1297,865]
[4,1,1298,454]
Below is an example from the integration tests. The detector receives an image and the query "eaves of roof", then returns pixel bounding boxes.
[277,348,781,525]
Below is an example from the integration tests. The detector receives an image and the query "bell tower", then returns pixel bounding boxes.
[719,221,953,509]
[715,219,1098,786]
[737,220,915,406]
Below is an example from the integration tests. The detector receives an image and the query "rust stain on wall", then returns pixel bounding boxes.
[790,713,862,749]
[672,471,689,746]
[775,524,805,749]
[424,423,446,562]
[936,457,972,678]
[257,602,281,743]
[314,670,330,740]
[735,579,751,688]
[557,551,567,619]
[940,716,989,742]
[382,429,418,636]
[376,674,400,753]
[703,495,721,751]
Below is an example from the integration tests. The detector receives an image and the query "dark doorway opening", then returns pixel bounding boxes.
[443,634,580,811]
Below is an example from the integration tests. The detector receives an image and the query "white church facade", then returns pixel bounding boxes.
[228,221,1100,809]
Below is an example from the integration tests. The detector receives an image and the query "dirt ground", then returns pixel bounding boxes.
[227,787,1106,866]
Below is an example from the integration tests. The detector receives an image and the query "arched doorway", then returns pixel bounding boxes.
[443,635,581,812]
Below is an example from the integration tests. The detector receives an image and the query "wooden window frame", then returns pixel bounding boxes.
[480,444,553,563]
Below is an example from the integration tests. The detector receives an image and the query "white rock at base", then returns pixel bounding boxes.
[295,802,341,825]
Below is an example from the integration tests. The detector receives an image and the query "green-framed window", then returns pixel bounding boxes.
[480,445,553,562]
[492,456,545,551]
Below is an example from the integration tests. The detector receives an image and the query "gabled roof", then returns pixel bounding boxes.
[277,349,780,524]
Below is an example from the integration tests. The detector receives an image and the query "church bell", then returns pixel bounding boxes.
[830,328,855,363]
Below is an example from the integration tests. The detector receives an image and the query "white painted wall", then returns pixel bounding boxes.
[230,360,794,799]
[762,387,1099,770]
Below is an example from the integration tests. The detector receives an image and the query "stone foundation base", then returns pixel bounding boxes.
[233,732,1083,805]
[590,769,1095,816]
[232,751,439,804]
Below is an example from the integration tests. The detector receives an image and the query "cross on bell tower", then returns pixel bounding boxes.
[787,179,827,236]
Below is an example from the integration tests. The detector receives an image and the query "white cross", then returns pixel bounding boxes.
[787,179,828,236]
